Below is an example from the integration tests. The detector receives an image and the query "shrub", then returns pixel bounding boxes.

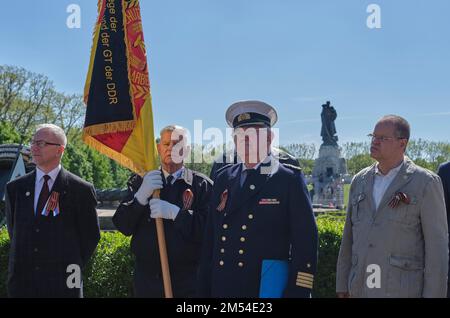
[0,229,9,297]
[0,229,134,298]
[313,216,345,298]
[83,232,134,298]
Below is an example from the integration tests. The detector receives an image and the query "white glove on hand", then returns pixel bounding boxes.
[149,198,180,220]
[135,170,163,205]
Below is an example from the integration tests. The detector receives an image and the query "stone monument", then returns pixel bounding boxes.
[312,101,348,209]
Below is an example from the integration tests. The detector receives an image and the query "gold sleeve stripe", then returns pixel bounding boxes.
[296,279,313,286]
[296,281,313,289]
[297,272,314,279]
[297,276,314,280]
[297,277,314,283]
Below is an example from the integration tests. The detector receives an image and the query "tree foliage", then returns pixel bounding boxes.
[0,121,21,144]
[0,65,131,189]
[2,64,450,189]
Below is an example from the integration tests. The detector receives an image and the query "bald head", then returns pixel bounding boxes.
[35,124,67,147]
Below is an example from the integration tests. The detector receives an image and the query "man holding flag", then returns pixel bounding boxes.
[83,0,210,297]
[113,125,213,297]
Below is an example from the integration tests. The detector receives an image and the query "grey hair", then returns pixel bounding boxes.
[378,115,410,141]
[159,125,188,141]
[35,124,67,147]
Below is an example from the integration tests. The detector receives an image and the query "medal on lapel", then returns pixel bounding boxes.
[217,189,228,212]
[388,191,410,209]
[42,191,60,217]
[182,188,194,210]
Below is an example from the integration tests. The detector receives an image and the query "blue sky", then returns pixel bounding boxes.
[1,0,449,148]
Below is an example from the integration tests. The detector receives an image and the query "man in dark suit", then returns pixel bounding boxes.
[198,100,318,298]
[113,125,213,297]
[5,124,100,298]
[437,162,450,297]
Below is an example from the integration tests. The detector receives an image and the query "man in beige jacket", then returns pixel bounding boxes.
[336,115,448,298]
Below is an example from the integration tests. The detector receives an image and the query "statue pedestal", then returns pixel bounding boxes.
[312,144,348,209]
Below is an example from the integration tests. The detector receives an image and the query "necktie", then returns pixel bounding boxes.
[36,175,51,216]
[166,175,174,188]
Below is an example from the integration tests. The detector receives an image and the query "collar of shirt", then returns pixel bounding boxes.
[241,153,280,176]
[242,154,271,172]
[34,165,61,212]
[162,166,184,184]
[374,159,404,177]
[372,159,404,210]
[36,164,61,184]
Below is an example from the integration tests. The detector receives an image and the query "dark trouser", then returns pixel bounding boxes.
[448,282,450,298]
[133,261,197,298]
[8,276,82,298]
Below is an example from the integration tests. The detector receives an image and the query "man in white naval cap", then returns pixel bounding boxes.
[209,101,299,181]
[198,100,318,298]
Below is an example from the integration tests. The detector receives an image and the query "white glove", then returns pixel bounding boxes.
[149,198,180,220]
[135,170,163,205]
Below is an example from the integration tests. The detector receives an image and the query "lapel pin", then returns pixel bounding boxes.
[389,191,410,209]
[217,189,228,212]
[45,192,60,216]
[25,191,30,197]
[182,189,194,210]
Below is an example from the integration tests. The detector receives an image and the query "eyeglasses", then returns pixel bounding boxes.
[30,140,61,148]
[367,134,405,142]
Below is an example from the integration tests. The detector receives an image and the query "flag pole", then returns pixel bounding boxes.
[82,0,174,297]
[153,190,173,297]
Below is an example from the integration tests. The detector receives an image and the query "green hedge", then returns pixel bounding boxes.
[0,230,134,298]
[314,216,345,298]
[82,232,134,297]
[0,229,8,296]
[0,216,345,298]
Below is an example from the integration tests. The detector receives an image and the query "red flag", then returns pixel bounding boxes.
[83,0,157,175]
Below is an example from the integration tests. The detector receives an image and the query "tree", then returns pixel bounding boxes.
[61,142,94,184]
[0,121,21,144]
[298,159,314,175]
[51,92,85,141]
[283,143,316,160]
[0,65,28,120]
[0,65,86,141]
[86,148,115,189]
[342,142,370,160]
[346,154,375,175]
[110,161,132,189]
[185,143,215,177]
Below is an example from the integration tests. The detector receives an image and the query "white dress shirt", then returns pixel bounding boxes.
[373,160,404,210]
[240,154,280,186]
[34,165,61,213]
[162,166,184,185]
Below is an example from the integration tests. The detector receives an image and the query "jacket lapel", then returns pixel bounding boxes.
[23,171,36,217]
[361,164,377,213]
[223,164,243,214]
